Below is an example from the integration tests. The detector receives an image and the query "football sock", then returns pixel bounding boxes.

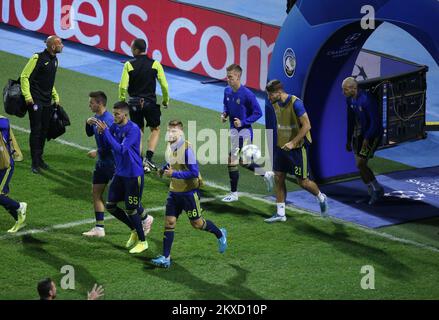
[202,219,223,239]
[163,228,175,258]
[138,206,148,221]
[277,203,286,216]
[316,192,325,203]
[0,195,19,220]
[127,211,145,241]
[370,180,381,191]
[95,211,104,228]
[108,206,134,230]
[228,166,239,193]
[146,150,154,161]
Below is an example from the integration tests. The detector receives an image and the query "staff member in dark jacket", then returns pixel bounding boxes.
[342,77,384,205]
[119,38,169,172]
[20,35,64,174]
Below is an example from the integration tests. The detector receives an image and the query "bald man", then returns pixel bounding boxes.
[20,35,64,174]
[342,77,384,205]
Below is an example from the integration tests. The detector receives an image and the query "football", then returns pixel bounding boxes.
[241,144,262,162]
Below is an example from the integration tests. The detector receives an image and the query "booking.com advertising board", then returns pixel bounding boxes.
[0,0,279,91]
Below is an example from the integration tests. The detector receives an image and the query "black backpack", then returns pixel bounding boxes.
[3,78,27,118]
[47,104,71,141]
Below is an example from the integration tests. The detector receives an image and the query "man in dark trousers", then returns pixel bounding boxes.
[20,35,64,174]
[119,38,170,172]
[342,77,384,205]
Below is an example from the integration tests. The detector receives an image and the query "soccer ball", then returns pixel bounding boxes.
[241,144,261,162]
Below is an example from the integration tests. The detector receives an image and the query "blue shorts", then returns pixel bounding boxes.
[0,166,14,195]
[92,160,115,185]
[107,175,144,210]
[165,190,202,220]
[273,145,310,179]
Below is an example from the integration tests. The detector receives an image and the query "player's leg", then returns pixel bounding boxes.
[265,147,289,222]
[0,166,27,233]
[28,102,43,173]
[293,145,328,216]
[82,183,106,237]
[143,104,161,170]
[151,193,180,268]
[138,205,154,235]
[39,104,52,169]
[124,176,147,253]
[187,191,227,253]
[83,163,113,237]
[105,176,134,238]
[356,137,383,204]
[0,167,27,232]
[134,172,154,234]
[222,130,240,202]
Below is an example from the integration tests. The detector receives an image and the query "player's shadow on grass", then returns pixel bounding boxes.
[38,168,91,201]
[291,219,413,280]
[201,201,269,218]
[137,237,264,300]
[20,235,99,296]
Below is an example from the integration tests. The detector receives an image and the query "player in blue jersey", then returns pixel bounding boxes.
[220,64,263,202]
[82,91,115,237]
[264,80,328,222]
[95,101,153,254]
[151,120,227,268]
[342,77,384,205]
[0,115,27,233]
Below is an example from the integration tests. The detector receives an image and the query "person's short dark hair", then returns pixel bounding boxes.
[37,278,53,299]
[113,101,129,112]
[168,120,183,130]
[226,64,242,75]
[266,79,284,93]
[89,91,107,106]
[132,38,147,53]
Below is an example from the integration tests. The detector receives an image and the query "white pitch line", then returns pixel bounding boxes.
[9,125,439,253]
[0,197,216,240]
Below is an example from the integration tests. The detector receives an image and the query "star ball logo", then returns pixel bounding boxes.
[283,48,296,78]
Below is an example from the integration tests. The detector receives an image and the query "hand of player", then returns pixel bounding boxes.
[86,117,98,126]
[164,168,174,177]
[87,149,97,158]
[95,119,108,133]
[162,101,169,109]
[87,283,104,300]
[282,140,297,151]
[346,142,352,152]
[233,118,242,128]
[26,98,34,106]
[221,113,228,123]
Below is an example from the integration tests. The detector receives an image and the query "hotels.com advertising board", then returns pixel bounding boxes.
[0,0,280,91]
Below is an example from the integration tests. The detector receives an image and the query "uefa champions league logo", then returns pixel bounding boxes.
[406,179,439,196]
[283,48,296,78]
[385,190,426,201]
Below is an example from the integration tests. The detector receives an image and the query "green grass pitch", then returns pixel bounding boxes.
[0,51,438,300]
